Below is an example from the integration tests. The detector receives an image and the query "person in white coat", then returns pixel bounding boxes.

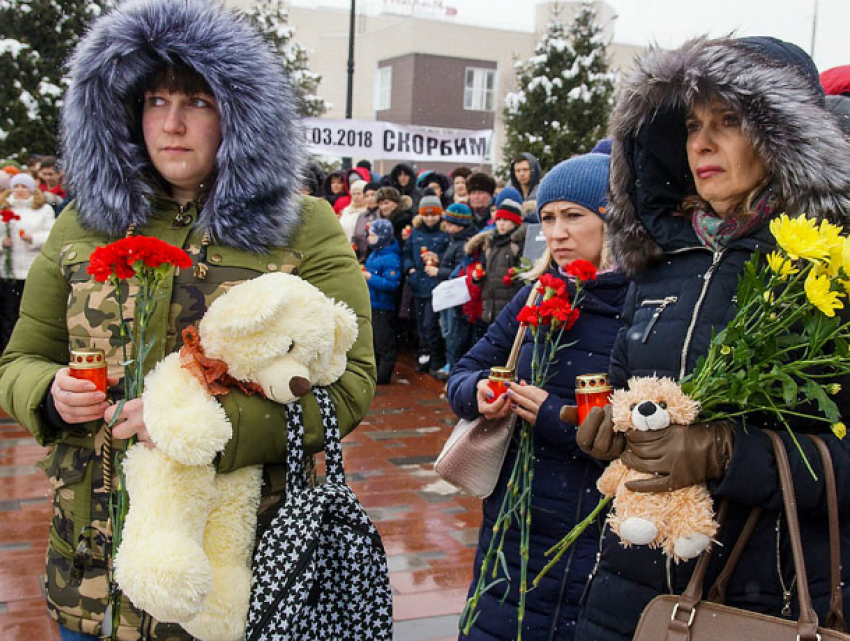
[0,172,55,351]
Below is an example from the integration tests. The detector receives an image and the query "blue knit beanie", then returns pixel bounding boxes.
[368,218,395,250]
[494,186,523,208]
[536,153,610,220]
[443,203,473,227]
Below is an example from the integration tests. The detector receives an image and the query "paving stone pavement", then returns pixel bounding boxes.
[0,352,477,640]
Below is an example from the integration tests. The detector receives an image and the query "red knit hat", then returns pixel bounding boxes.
[494,198,522,227]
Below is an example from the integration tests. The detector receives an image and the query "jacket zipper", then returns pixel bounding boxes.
[679,250,725,380]
[639,297,679,343]
[247,536,320,641]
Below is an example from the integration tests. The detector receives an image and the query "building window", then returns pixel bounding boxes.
[375,66,392,111]
[464,67,495,111]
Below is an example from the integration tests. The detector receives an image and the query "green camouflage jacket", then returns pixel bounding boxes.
[0,195,376,639]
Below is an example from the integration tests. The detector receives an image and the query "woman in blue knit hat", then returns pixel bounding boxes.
[447,153,628,640]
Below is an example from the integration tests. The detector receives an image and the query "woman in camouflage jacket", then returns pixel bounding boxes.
[0,1,376,639]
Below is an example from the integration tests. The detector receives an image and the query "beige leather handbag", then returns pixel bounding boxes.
[434,284,539,499]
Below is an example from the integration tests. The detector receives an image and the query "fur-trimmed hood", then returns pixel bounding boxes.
[61,0,304,250]
[608,37,850,277]
[465,224,527,255]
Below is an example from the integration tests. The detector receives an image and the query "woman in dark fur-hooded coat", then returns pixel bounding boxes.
[0,1,375,639]
[575,37,850,640]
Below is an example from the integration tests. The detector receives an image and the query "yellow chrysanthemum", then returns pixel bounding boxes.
[766,251,798,281]
[770,214,830,262]
[832,422,846,439]
[804,270,844,317]
[821,221,848,277]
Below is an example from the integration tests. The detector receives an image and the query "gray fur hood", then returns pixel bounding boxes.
[608,37,850,276]
[61,0,304,250]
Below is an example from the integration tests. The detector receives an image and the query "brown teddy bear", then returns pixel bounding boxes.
[597,376,719,561]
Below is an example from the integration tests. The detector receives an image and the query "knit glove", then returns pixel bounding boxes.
[621,421,735,493]
[574,404,626,461]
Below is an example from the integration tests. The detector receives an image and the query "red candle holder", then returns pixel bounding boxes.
[575,373,612,423]
[486,366,513,403]
[69,348,108,394]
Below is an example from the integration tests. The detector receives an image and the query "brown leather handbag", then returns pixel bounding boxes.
[634,431,848,641]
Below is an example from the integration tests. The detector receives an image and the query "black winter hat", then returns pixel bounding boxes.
[466,172,496,195]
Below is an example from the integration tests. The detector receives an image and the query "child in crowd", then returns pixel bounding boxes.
[434,203,478,378]
[401,194,450,376]
[465,198,526,327]
[339,180,371,259]
[375,186,413,244]
[0,173,56,351]
[363,218,402,384]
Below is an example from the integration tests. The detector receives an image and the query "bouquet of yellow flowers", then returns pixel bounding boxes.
[537,213,850,583]
[681,213,850,471]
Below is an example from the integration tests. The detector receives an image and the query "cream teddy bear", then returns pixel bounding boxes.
[114,272,359,641]
[597,376,719,561]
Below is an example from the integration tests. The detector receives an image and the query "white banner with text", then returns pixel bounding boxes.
[303,118,492,163]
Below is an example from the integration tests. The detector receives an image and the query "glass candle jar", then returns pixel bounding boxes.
[486,366,514,403]
[69,348,108,394]
[575,373,612,423]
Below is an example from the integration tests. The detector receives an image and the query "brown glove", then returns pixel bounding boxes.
[575,404,626,461]
[621,421,735,493]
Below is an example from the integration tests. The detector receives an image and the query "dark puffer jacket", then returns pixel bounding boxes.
[448,268,628,641]
[576,37,850,641]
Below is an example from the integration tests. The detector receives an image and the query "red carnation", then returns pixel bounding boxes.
[564,259,597,282]
[517,305,540,327]
[541,297,573,325]
[87,236,192,282]
[1,209,20,224]
[537,273,567,298]
[502,274,513,286]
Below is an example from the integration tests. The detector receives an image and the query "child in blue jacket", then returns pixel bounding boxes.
[364,218,402,384]
[401,195,450,376]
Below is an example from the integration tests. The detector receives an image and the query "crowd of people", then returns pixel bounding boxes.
[0,156,69,352]
[1,0,850,639]
[304,150,597,384]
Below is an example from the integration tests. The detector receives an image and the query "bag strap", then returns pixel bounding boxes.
[808,434,846,632]
[762,431,820,639]
[705,506,763,604]
[505,282,541,371]
[285,387,344,490]
[668,431,822,641]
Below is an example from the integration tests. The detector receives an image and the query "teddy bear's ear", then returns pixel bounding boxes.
[202,273,295,339]
[332,300,359,355]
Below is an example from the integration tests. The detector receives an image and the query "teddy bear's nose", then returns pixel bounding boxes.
[636,401,657,417]
[289,376,311,398]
